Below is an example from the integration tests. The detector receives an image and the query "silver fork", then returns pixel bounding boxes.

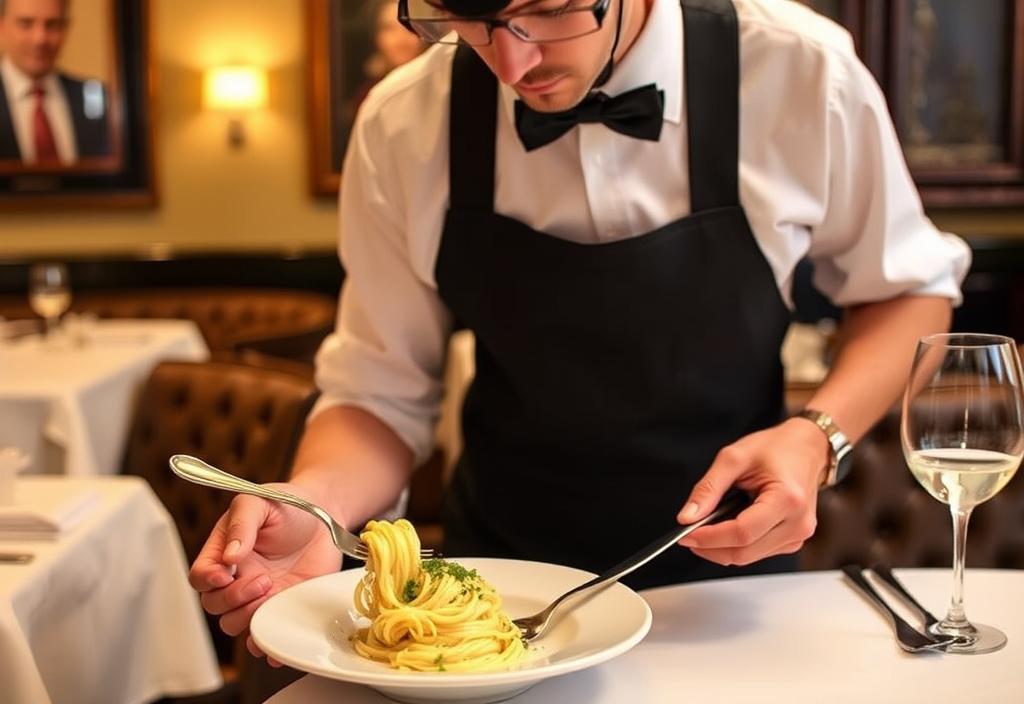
[168,454,436,562]
[841,565,957,653]
[513,490,751,641]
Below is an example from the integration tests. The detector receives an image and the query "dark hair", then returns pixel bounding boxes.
[439,0,512,18]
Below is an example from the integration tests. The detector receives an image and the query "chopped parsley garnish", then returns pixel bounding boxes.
[434,654,446,672]
[421,558,480,584]
[402,579,420,602]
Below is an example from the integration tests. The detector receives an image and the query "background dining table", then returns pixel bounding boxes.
[265,568,1023,703]
[0,319,208,475]
[0,475,222,704]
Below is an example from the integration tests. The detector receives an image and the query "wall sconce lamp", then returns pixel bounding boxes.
[204,65,268,148]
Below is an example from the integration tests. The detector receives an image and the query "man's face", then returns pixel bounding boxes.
[468,0,619,113]
[0,0,69,80]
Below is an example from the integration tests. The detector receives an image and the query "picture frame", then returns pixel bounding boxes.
[307,0,365,198]
[307,0,426,198]
[884,0,1024,207]
[0,0,156,209]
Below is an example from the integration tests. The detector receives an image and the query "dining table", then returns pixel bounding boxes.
[0,318,208,475]
[0,475,222,704]
[265,568,1023,703]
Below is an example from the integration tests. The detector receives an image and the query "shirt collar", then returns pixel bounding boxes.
[499,0,683,126]
[0,54,60,100]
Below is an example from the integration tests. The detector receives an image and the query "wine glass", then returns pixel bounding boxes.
[901,333,1024,654]
[28,262,71,339]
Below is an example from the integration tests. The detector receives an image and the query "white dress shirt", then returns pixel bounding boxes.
[1,55,78,164]
[314,0,972,463]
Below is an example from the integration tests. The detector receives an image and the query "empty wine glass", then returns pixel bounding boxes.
[901,333,1024,654]
[28,262,71,340]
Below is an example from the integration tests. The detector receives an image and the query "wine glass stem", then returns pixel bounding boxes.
[944,505,973,629]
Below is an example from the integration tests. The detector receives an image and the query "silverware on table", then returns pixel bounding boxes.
[168,454,436,562]
[841,564,957,653]
[871,563,941,630]
[513,490,751,641]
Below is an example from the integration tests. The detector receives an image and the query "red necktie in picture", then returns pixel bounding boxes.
[31,86,60,165]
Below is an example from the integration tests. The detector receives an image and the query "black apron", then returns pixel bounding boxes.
[435,0,797,590]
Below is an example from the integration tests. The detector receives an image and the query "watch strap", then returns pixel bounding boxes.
[794,408,853,487]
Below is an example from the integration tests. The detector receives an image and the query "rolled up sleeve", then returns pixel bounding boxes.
[312,96,453,465]
[807,49,971,307]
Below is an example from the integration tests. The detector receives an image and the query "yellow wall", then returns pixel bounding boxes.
[0,0,1019,260]
[0,0,338,259]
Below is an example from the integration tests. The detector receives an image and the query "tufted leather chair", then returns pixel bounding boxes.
[121,359,318,690]
[0,287,336,362]
[801,402,1024,571]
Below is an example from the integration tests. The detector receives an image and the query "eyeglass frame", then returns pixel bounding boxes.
[397,0,613,46]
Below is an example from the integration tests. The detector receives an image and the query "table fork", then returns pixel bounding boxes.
[168,454,436,562]
[513,489,751,641]
[841,565,957,653]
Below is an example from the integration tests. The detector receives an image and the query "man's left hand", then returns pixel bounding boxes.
[675,417,830,565]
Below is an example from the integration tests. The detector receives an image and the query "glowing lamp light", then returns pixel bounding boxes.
[204,65,268,147]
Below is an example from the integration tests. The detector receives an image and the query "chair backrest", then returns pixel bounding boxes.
[0,287,337,358]
[800,403,1024,571]
[122,359,318,564]
[122,359,317,667]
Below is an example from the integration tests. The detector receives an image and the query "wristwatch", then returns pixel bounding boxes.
[794,409,854,487]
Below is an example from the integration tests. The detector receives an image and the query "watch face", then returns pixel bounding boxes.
[834,445,854,484]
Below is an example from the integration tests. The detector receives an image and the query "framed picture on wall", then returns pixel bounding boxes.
[887,0,1024,206]
[0,0,156,208]
[307,0,426,197]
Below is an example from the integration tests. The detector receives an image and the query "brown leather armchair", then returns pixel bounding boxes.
[122,359,318,702]
[802,404,1024,571]
[0,287,336,362]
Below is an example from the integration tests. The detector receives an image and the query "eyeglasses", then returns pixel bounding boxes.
[398,0,611,47]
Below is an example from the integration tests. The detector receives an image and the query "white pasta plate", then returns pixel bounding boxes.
[251,557,653,704]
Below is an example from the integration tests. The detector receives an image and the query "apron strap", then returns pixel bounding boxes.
[683,0,741,212]
[450,46,498,211]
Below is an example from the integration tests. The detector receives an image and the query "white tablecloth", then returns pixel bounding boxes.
[0,476,222,704]
[266,569,1024,703]
[0,320,208,475]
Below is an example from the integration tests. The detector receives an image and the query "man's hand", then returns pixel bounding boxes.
[675,418,830,565]
[188,483,342,663]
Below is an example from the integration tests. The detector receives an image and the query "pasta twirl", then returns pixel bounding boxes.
[351,519,527,672]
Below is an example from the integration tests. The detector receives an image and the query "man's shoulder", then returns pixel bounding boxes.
[358,44,456,133]
[736,0,857,58]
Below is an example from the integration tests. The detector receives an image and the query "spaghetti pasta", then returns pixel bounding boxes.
[351,519,528,672]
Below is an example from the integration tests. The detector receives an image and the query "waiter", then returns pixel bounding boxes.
[190,0,969,657]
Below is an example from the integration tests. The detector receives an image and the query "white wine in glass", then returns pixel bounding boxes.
[901,333,1024,654]
[28,262,71,339]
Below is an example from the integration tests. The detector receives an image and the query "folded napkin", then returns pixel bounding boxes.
[0,482,100,540]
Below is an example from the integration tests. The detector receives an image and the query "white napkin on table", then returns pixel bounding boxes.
[0,482,100,539]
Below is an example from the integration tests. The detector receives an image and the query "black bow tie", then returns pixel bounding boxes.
[514,83,665,152]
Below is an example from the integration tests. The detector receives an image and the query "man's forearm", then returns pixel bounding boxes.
[806,295,953,443]
[288,405,415,529]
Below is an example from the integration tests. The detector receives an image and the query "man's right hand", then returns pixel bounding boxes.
[188,482,342,662]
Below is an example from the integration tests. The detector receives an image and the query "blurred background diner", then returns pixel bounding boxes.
[0,1,1022,703]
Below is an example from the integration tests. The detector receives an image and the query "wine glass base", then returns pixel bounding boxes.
[929,622,1007,654]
